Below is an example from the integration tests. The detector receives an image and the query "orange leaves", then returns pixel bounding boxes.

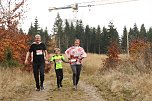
[0,0,29,66]
[107,42,120,60]
[129,40,152,73]
[0,29,30,63]
[129,40,150,61]
[103,42,120,69]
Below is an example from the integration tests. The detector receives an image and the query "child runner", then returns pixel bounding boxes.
[49,48,68,90]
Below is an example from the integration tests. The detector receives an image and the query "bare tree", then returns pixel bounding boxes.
[0,0,27,31]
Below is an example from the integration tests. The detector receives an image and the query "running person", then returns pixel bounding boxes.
[49,48,68,90]
[25,34,48,91]
[65,39,87,90]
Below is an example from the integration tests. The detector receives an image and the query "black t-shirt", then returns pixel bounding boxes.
[29,42,46,63]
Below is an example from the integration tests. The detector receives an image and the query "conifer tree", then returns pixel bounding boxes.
[53,13,63,49]
[139,24,147,40]
[121,26,128,53]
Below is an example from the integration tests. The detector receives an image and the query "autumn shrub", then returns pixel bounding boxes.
[0,29,30,67]
[129,40,152,73]
[102,42,121,70]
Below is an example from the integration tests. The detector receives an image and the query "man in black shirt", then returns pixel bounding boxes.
[25,34,48,91]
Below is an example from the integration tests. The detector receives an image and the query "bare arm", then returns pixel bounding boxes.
[44,50,48,61]
[24,51,30,64]
[62,59,69,63]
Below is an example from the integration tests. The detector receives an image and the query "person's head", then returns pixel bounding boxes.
[35,34,41,43]
[54,48,61,54]
[74,39,80,46]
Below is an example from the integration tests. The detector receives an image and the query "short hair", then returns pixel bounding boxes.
[75,39,80,42]
[54,48,60,53]
[35,34,41,38]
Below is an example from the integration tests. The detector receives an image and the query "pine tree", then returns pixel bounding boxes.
[28,17,40,42]
[96,25,101,54]
[107,22,119,45]
[128,23,140,42]
[84,25,91,52]
[128,28,134,41]
[121,26,128,53]
[43,27,49,45]
[101,27,108,53]
[69,22,76,46]
[34,17,39,34]
[62,19,70,52]
[147,27,152,42]
[139,24,147,40]
[75,20,85,47]
[28,23,34,36]
[27,17,49,45]
[92,27,96,53]
[53,13,63,49]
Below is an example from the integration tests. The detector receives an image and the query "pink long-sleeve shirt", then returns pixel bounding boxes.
[65,46,87,65]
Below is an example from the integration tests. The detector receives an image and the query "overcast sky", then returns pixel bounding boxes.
[21,0,152,36]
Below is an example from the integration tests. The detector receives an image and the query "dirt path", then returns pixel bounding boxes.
[24,81,51,101]
[24,76,104,101]
[79,81,105,101]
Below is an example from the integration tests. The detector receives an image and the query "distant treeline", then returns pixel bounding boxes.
[28,13,152,54]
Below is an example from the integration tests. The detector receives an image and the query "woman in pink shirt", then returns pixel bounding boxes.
[65,39,87,90]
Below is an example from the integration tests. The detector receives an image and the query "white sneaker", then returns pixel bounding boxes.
[73,85,77,91]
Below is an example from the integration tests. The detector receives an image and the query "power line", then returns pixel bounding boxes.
[48,0,140,11]
[78,0,140,8]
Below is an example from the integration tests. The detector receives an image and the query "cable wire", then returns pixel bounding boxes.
[78,0,140,8]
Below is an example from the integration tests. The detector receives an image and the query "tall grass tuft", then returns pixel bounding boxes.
[82,53,107,75]
[0,67,34,101]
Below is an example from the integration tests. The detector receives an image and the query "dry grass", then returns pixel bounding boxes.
[0,67,34,101]
[83,54,152,101]
[82,53,107,75]
[82,53,128,75]
[1,53,152,101]
[48,53,107,75]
